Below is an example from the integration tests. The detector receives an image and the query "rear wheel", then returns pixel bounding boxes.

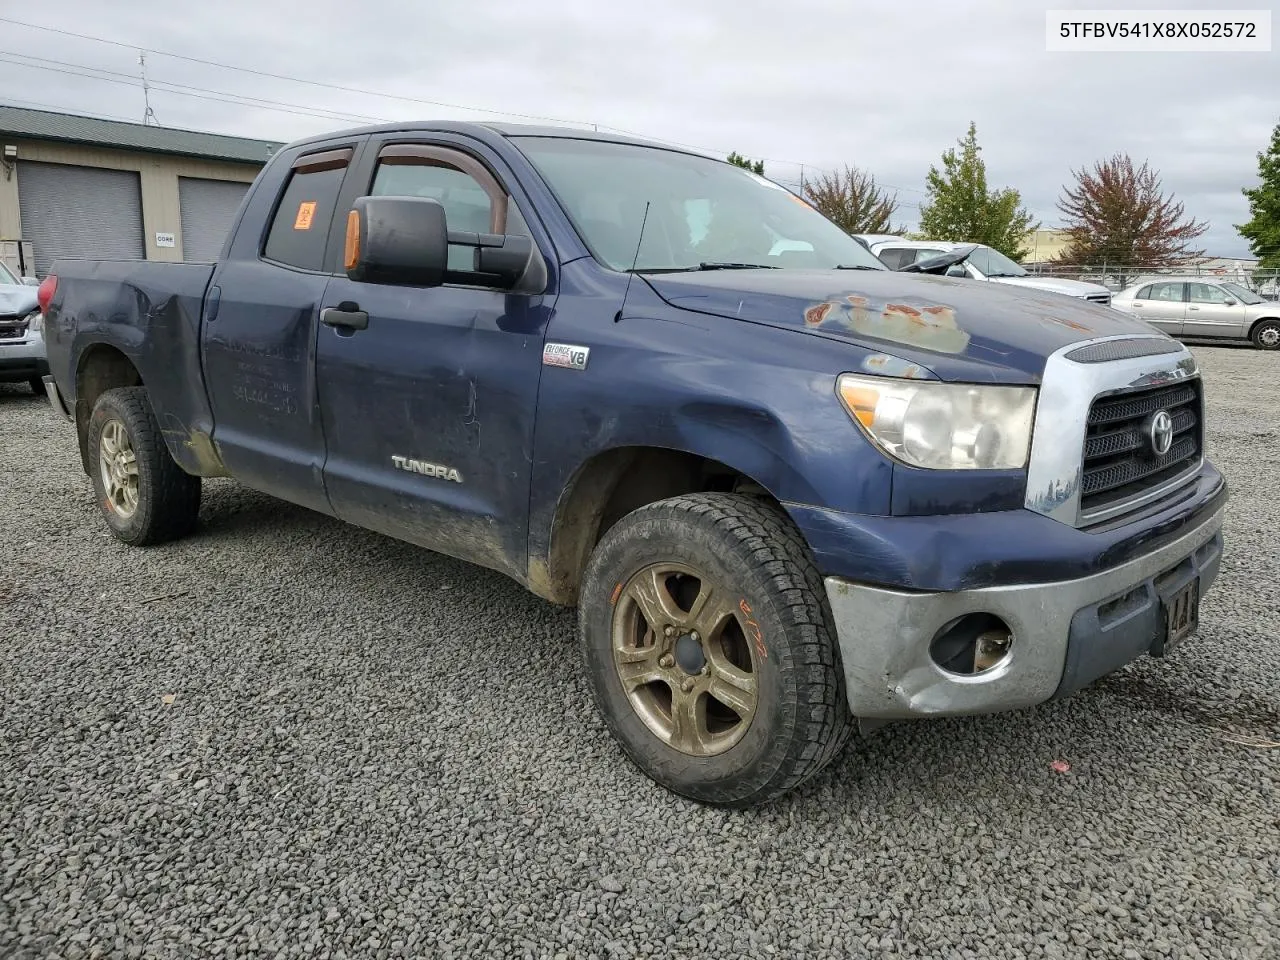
[87,386,201,545]
[1251,319,1280,350]
[578,493,853,808]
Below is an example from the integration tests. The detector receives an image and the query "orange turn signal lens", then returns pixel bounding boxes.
[838,382,880,428]
[344,209,361,271]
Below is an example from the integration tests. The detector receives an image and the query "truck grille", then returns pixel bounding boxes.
[1085,293,1112,306]
[1079,380,1202,519]
[0,317,28,340]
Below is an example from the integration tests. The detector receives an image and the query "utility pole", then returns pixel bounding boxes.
[139,52,158,126]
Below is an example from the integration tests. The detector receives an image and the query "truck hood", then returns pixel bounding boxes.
[988,275,1112,298]
[642,269,1162,383]
[0,284,38,319]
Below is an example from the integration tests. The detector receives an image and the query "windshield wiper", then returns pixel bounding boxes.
[695,261,780,270]
[835,264,884,271]
[985,272,1026,278]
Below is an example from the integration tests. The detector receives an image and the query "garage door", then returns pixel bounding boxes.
[179,177,250,262]
[16,161,145,276]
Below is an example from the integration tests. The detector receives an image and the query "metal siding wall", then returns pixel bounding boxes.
[16,160,145,275]
[178,177,250,262]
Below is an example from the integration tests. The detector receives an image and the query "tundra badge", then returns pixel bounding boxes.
[543,342,590,371]
[392,456,463,483]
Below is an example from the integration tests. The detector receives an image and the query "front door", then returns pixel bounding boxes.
[1182,282,1248,339]
[314,135,556,582]
[1126,280,1186,335]
[202,141,362,515]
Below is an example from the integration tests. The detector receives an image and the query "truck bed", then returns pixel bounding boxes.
[44,258,221,477]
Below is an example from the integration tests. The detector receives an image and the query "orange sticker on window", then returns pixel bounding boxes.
[294,201,318,230]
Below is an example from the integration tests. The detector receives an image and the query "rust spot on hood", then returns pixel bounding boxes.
[803,295,970,355]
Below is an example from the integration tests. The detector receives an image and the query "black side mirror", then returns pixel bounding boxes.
[345,195,547,294]
[346,195,448,287]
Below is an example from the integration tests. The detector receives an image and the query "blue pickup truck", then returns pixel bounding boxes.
[39,122,1227,807]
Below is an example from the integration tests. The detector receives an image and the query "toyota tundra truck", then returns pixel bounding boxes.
[38,121,1227,807]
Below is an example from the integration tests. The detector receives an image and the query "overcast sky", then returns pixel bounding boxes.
[1,0,1276,258]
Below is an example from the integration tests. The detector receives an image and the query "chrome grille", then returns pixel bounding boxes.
[1079,381,1202,519]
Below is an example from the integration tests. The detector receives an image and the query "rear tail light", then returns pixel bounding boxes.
[37,274,57,314]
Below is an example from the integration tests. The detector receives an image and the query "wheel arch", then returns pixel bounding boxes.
[1248,315,1280,341]
[531,445,789,606]
[74,343,143,474]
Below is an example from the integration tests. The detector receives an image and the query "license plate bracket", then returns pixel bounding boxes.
[1152,577,1199,657]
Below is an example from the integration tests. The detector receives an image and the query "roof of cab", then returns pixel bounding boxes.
[281,119,711,159]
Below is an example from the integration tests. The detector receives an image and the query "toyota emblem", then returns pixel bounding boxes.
[1149,410,1174,456]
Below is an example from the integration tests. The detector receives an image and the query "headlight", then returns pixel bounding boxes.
[837,373,1037,470]
[27,311,42,333]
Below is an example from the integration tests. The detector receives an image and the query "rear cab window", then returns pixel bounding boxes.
[263,147,353,271]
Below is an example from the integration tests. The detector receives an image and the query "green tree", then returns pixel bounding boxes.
[1236,120,1280,269]
[917,121,1039,260]
[803,165,903,234]
[726,151,765,175]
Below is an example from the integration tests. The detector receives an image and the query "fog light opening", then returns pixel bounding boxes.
[929,613,1013,676]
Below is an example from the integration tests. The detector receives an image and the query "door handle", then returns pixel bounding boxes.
[321,301,369,331]
[1188,306,1200,311]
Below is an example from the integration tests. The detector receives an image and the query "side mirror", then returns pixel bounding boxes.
[345,195,448,287]
[945,264,968,278]
[1223,300,1236,306]
[345,194,546,294]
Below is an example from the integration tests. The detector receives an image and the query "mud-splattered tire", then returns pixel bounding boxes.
[87,386,201,546]
[1251,319,1280,350]
[578,493,854,808]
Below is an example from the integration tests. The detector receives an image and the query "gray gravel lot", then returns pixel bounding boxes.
[1,345,1277,960]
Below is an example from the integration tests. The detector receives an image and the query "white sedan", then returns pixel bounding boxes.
[1110,277,1280,350]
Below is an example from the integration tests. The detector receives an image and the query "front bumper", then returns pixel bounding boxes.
[823,499,1225,719]
[0,321,47,382]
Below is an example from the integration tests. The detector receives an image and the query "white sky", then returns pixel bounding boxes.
[1,0,1276,257]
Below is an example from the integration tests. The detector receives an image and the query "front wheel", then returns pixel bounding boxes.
[1251,319,1280,350]
[578,493,853,808]
[87,386,202,545]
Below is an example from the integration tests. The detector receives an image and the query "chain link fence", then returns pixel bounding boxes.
[1023,264,1280,298]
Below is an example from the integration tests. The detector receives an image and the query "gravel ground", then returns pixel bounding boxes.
[1,345,1277,960]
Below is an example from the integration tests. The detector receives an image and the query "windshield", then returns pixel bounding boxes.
[513,137,888,272]
[1219,281,1264,305]
[0,261,17,285]
[967,245,1028,278]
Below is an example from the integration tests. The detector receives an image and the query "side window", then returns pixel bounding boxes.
[370,144,530,275]
[877,248,911,270]
[1135,285,1152,300]
[1188,283,1230,304]
[263,148,352,271]
[1149,282,1184,302]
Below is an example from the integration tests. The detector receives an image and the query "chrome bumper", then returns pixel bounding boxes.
[824,504,1225,719]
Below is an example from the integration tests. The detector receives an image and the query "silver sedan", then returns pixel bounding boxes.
[1111,277,1280,350]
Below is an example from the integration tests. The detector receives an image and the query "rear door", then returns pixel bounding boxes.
[313,133,556,582]
[201,139,365,515]
[1183,282,1248,338]
[1126,280,1186,334]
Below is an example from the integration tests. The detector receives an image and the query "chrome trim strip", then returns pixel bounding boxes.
[1024,334,1200,527]
[1078,457,1204,525]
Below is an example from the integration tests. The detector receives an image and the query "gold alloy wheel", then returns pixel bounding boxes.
[98,419,140,519]
[611,562,759,757]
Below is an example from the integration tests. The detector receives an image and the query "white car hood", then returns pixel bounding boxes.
[0,284,38,317]
[988,275,1111,298]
